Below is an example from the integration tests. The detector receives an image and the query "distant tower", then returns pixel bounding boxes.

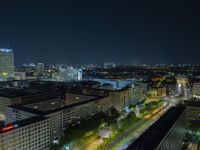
[36,63,45,75]
[78,69,82,80]
[0,48,14,81]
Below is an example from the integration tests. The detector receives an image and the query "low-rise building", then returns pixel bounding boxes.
[6,93,110,140]
[0,79,142,149]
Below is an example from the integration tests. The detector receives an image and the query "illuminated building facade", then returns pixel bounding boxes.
[59,67,82,81]
[0,96,21,116]
[131,83,146,104]
[6,94,110,140]
[0,49,14,81]
[148,87,166,99]
[192,83,200,99]
[78,69,82,80]
[176,76,189,86]
[0,89,57,116]
[0,116,50,150]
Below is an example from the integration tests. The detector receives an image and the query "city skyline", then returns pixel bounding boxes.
[1,1,200,150]
[0,0,200,65]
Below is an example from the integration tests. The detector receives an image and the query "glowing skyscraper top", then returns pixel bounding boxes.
[0,48,14,81]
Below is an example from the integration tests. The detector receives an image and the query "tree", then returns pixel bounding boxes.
[110,107,120,119]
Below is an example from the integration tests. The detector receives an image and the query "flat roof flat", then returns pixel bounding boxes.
[9,95,107,115]
[184,100,200,107]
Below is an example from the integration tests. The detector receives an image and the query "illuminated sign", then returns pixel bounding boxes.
[1,125,14,132]
[0,123,18,133]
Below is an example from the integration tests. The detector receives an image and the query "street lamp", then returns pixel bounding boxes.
[65,144,70,150]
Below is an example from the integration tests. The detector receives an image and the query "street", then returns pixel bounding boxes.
[61,84,188,150]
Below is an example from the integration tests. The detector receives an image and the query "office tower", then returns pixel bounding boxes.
[0,48,14,81]
[36,63,44,75]
[77,69,82,80]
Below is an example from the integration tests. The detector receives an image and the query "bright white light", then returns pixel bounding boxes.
[0,49,12,52]
[65,145,70,150]
[124,107,130,113]
[53,138,60,144]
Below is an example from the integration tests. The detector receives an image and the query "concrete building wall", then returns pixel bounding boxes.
[185,106,200,121]
[192,83,200,96]
[0,97,21,116]
[6,107,36,123]
[0,118,50,150]
[45,97,111,139]
[46,111,63,139]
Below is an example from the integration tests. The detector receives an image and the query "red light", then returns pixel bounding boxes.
[0,124,14,132]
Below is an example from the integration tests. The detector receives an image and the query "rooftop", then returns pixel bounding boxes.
[184,100,200,107]
[0,80,58,98]
[9,94,106,115]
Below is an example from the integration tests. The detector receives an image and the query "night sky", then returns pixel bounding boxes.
[0,0,200,65]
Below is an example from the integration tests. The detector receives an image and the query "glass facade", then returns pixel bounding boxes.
[0,49,14,81]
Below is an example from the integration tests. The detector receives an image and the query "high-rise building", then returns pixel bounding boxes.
[78,69,82,80]
[0,48,14,81]
[36,63,44,75]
